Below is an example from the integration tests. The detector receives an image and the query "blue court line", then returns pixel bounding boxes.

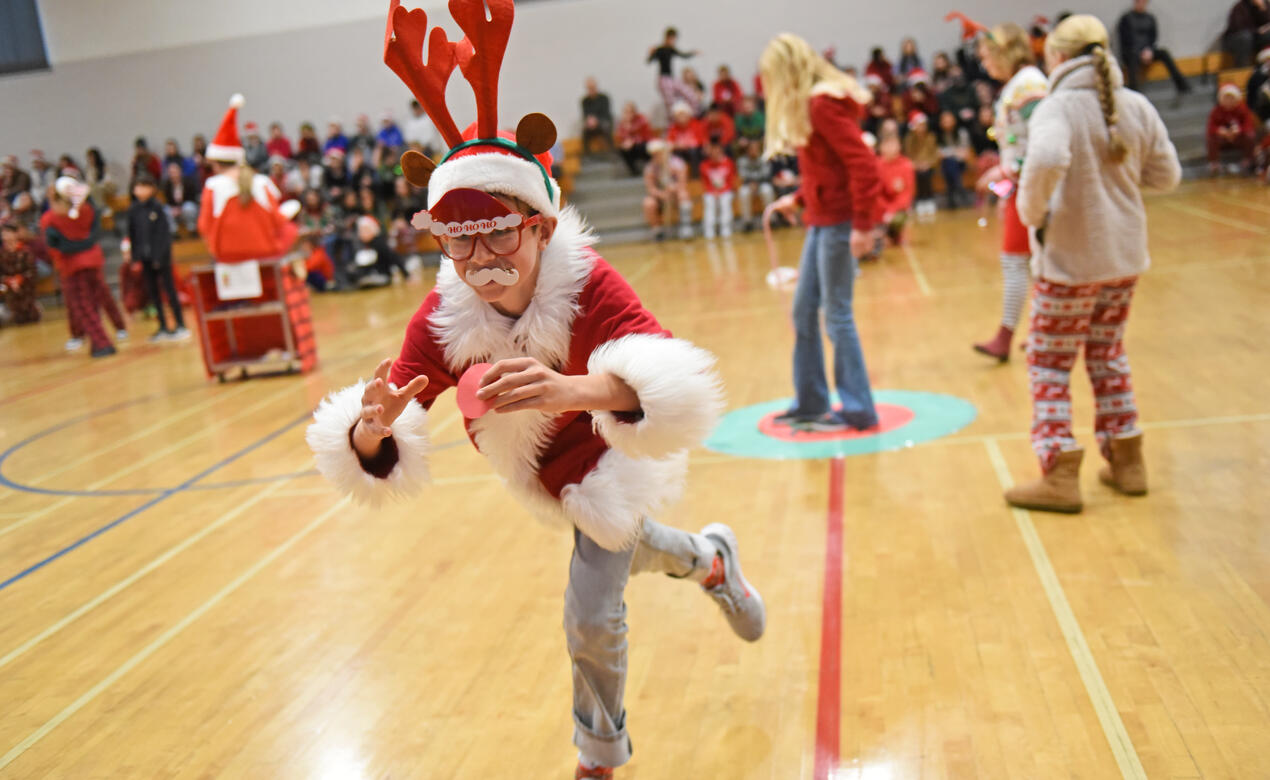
[0,411,312,593]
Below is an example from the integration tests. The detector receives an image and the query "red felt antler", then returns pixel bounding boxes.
[383,0,465,148]
[944,10,988,41]
[449,0,514,139]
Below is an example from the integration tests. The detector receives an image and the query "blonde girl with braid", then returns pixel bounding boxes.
[1003,14,1181,514]
[972,22,1049,362]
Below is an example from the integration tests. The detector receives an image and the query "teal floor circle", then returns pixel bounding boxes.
[705,390,978,460]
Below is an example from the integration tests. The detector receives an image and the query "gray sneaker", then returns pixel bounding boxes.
[701,523,765,642]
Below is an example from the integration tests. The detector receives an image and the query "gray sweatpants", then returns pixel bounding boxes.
[565,518,718,767]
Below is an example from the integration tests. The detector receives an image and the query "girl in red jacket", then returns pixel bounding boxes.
[763,33,884,431]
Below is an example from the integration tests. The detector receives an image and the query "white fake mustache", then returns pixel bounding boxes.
[465,266,520,287]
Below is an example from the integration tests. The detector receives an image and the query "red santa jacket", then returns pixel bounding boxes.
[197,171,298,263]
[712,78,745,114]
[1208,103,1256,139]
[306,210,724,552]
[39,203,104,275]
[876,154,916,216]
[666,118,706,150]
[700,157,737,194]
[796,93,884,230]
[703,112,736,146]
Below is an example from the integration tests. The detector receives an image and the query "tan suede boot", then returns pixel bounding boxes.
[1005,448,1084,513]
[1099,433,1148,496]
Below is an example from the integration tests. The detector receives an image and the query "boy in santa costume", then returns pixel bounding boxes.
[305,2,765,778]
[197,94,299,262]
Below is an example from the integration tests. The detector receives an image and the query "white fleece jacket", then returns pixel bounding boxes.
[1017,55,1181,285]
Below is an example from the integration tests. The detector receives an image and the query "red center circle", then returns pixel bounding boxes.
[757,403,916,442]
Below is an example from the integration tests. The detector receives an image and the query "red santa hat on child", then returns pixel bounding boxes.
[908,68,930,87]
[1219,83,1243,100]
[207,94,246,163]
[383,0,561,223]
[908,110,928,130]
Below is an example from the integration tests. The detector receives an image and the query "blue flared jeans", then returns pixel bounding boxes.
[788,221,879,428]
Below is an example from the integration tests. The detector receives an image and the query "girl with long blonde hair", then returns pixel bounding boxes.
[973,21,1049,362]
[1004,14,1180,513]
[764,33,882,431]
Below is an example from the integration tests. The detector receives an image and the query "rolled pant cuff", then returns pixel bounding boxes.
[573,717,633,768]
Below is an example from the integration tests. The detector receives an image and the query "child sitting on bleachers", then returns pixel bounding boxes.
[1208,84,1258,175]
[615,102,655,176]
[702,104,737,150]
[734,96,766,146]
[903,111,939,218]
[0,222,41,325]
[736,140,776,231]
[643,139,693,240]
[699,141,737,239]
[666,101,706,173]
[935,110,972,209]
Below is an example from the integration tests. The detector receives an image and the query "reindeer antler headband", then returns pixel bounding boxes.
[383,0,558,200]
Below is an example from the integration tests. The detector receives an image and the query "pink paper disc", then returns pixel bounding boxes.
[456,362,494,419]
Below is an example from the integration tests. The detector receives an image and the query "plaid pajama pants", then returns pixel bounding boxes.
[1027,277,1140,472]
[63,268,124,350]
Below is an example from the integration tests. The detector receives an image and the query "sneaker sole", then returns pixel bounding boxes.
[700,522,766,642]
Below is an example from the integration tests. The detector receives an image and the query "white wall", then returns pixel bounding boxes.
[3,0,1226,172]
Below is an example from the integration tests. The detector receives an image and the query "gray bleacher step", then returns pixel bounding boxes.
[572,199,648,227]
[566,176,646,200]
[577,157,627,179]
[594,226,656,246]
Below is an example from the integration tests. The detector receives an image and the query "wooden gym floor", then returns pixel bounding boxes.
[0,179,1267,779]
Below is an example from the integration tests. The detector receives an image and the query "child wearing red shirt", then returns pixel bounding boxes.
[666,102,706,171]
[1208,84,1258,173]
[712,65,745,115]
[615,101,654,175]
[874,133,915,249]
[699,142,737,239]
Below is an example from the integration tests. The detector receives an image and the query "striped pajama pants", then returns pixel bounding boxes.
[1027,277,1140,472]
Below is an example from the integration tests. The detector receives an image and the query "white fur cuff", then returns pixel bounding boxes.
[305,381,431,505]
[587,334,725,460]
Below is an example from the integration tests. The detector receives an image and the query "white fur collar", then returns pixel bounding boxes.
[429,205,597,371]
[204,172,279,217]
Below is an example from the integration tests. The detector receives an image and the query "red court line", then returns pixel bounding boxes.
[813,456,845,780]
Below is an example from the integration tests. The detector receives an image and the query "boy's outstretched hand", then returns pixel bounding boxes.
[352,358,429,458]
[476,357,639,415]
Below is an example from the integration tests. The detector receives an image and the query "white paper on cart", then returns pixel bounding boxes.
[214,260,263,300]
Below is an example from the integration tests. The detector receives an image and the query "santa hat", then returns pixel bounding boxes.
[865,73,885,89]
[1257,46,1270,64]
[908,110,928,129]
[908,68,930,86]
[945,11,988,42]
[207,94,246,163]
[244,121,260,137]
[384,0,561,220]
[1219,83,1243,100]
